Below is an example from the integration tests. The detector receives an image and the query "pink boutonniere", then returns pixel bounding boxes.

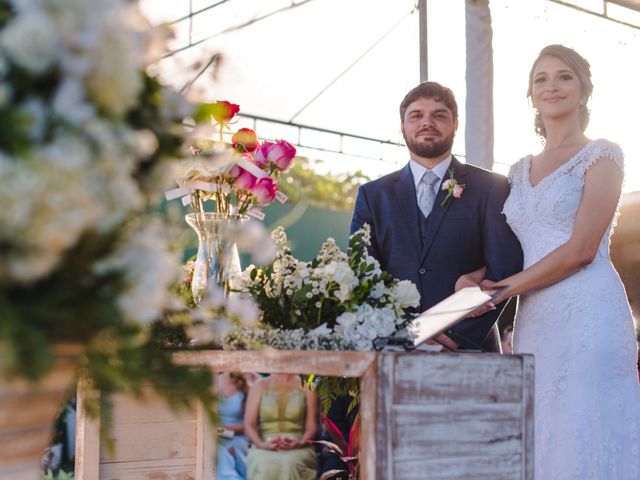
[440,169,465,206]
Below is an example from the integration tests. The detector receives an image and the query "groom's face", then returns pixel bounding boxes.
[401,97,457,159]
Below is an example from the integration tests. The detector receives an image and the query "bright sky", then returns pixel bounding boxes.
[142,0,640,193]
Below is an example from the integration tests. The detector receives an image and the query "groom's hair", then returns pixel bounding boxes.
[399,82,458,121]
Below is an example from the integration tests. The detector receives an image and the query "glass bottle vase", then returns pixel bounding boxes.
[185,212,243,304]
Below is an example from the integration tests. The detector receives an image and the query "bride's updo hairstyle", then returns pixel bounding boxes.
[527,44,593,139]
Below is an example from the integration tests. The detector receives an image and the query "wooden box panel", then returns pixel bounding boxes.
[99,458,196,480]
[374,352,534,480]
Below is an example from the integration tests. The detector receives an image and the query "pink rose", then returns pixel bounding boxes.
[228,153,265,179]
[232,166,257,190]
[453,184,464,199]
[255,140,296,171]
[227,164,241,179]
[251,177,278,205]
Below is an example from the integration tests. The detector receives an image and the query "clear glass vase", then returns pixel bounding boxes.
[185,212,243,304]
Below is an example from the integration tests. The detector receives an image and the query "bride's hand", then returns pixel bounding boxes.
[479,279,510,306]
[462,278,510,318]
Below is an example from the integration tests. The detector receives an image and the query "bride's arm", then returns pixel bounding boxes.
[486,156,623,304]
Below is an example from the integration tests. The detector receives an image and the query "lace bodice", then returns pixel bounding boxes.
[503,138,624,268]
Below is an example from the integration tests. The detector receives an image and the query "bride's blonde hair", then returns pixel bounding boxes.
[527,44,593,139]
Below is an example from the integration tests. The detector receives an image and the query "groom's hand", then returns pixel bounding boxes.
[465,278,507,318]
[456,274,496,318]
[426,333,458,351]
[455,273,481,291]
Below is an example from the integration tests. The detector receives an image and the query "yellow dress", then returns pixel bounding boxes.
[246,385,316,480]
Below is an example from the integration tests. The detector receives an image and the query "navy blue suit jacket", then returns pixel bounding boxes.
[350,157,523,350]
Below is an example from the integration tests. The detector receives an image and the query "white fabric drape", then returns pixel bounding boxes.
[465,0,494,169]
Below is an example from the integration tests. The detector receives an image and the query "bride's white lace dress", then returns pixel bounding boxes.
[503,138,640,480]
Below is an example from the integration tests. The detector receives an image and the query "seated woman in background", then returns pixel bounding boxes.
[216,372,256,480]
[244,373,318,480]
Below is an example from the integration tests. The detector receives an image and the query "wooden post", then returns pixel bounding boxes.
[74,377,100,480]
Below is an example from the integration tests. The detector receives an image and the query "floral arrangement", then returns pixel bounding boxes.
[0,0,220,428]
[165,100,296,219]
[230,224,420,349]
[226,224,420,413]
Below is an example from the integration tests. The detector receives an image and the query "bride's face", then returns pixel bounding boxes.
[531,55,582,122]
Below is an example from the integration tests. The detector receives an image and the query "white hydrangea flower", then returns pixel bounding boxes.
[0,153,102,282]
[334,311,358,334]
[310,323,331,336]
[368,281,386,299]
[52,78,94,126]
[41,133,92,170]
[226,295,261,328]
[82,3,146,115]
[0,7,59,73]
[361,255,382,278]
[105,219,179,324]
[17,98,47,140]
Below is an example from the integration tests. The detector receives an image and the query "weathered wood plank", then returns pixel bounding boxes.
[0,344,83,397]
[0,394,69,431]
[99,458,195,480]
[175,350,376,377]
[0,427,53,464]
[100,421,197,463]
[359,361,377,480]
[374,354,394,478]
[108,392,195,425]
[0,461,46,480]
[393,454,522,480]
[392,353,525,404]
[392,403,523,460]
[522,355,535,480]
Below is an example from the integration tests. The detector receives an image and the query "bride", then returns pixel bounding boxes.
[462,44,640,479]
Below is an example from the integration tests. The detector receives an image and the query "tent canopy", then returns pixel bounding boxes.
[142,0,640,190]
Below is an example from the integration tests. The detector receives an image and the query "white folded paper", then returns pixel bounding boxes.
[408,286,493,346]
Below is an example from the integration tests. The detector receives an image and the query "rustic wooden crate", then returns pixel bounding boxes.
[75,350,533,480]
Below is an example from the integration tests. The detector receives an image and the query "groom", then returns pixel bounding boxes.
[351,81,523,351]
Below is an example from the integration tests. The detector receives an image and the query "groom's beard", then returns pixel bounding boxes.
[403,130,455,159]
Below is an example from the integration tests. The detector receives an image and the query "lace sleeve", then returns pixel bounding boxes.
[506,157,524,186]
[573,138,624,177]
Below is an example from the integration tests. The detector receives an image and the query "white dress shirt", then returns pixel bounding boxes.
[409,155,453,202]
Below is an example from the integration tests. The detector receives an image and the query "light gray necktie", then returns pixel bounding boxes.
[418,170,439,218]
